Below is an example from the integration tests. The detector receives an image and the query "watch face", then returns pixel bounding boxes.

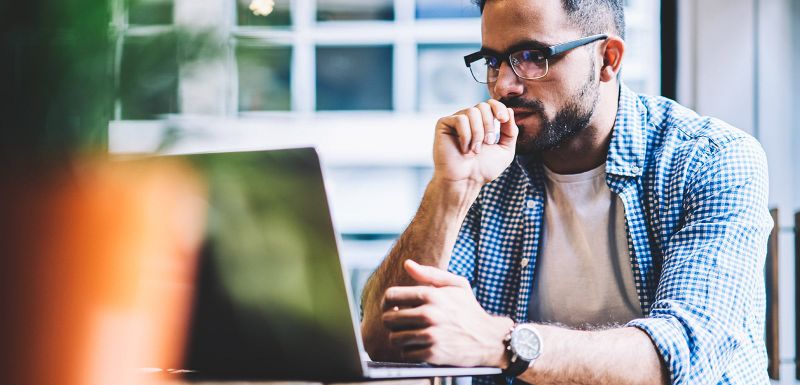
[511,327,541,361]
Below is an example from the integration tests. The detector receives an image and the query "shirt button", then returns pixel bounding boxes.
[520,258,529,268]
[631,166,640,173]
[526,200,536,209]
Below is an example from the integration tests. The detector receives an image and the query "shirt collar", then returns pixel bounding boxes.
[514,84,646,178]
[605,83,647,177]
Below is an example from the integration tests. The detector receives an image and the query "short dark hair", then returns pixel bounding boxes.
[473,0,626,40]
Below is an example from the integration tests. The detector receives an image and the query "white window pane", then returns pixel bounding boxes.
[416,0,479,19]
[326,167,421,234]
[417,44,488,112]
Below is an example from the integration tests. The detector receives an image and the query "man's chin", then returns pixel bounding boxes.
[514,134,541,156]
[512,122,542,154]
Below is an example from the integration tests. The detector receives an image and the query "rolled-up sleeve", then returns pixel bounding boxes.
[626,136,773,384]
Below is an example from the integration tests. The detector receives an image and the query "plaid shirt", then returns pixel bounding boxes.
[449,85,773,384]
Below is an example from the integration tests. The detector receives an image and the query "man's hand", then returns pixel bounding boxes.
[381,260,513,367]
[433,100,519,187]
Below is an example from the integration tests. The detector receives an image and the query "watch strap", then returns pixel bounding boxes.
[502,354,531,377]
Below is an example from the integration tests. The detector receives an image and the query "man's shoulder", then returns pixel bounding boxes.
[634,92,763,165]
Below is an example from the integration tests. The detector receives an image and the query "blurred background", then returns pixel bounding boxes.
[2,0,800,383]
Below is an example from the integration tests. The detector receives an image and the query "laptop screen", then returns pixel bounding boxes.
[181,148,364,381]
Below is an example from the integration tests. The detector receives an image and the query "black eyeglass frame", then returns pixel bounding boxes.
[463,33,609,83]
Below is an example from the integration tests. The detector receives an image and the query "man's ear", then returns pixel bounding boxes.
[599,35,625,82]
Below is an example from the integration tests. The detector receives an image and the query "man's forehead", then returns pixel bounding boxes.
[480,0,575,52]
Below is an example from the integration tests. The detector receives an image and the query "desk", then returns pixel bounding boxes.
[169,380,435,385]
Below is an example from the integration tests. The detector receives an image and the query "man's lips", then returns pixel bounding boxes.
[511,108,536,122]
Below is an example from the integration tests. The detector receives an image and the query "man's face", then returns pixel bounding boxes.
[481,0,602,155]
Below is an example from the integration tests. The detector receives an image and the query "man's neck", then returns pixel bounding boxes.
[540,84,620,175]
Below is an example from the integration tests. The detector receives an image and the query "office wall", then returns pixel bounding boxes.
[677,0,756,133]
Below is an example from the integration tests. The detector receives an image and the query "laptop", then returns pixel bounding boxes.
[179,147,502,381]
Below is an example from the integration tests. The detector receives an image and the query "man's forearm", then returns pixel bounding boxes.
[360,178,481,360]
[518,325,668,385]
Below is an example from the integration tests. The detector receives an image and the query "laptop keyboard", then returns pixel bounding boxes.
[367,361,435,369]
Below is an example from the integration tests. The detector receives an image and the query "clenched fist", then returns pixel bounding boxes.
[433,99,519,188]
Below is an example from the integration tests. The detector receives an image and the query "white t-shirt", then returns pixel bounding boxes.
[528,163,643,329]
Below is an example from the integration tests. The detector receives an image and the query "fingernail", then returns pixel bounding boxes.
[487,132,496,144]
[494,119,501,130]
[476,142,482,153]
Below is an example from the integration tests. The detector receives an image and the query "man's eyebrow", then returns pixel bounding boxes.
[481,39,553,56]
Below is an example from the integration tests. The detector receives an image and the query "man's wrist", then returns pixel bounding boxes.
[487,316,515,369]
[427,176,482,213]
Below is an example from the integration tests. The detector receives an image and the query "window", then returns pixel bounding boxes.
[237,43,292,111]
[112,0,660,118]
[417,44,488,112]
[115,0,178,120]
[316,46,393,110]
[620,0,661,95]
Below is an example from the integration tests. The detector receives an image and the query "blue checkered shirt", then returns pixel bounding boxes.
[449,85,772,384]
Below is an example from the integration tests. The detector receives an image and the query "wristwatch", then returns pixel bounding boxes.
[502,324,543,377]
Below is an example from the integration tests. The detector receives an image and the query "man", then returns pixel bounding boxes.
[360,0,772,384]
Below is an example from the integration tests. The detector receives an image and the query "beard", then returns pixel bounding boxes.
[500,59,601,155]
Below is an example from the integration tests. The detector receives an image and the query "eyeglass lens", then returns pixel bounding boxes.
[468,50,548,83]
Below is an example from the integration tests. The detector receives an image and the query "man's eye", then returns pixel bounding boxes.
[484,56,499,68]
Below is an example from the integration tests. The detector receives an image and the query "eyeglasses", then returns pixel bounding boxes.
[463,34,608,84]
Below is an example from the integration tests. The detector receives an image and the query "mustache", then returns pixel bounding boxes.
[498,97,546,115]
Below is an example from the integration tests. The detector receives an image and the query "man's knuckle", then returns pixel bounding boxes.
[468,108,482,121]
[419,289,432,303]
[422,328,436,343]
[425,348,438,362]
[420,308,436,325]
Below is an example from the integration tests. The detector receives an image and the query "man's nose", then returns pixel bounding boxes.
[492,61,524,100]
